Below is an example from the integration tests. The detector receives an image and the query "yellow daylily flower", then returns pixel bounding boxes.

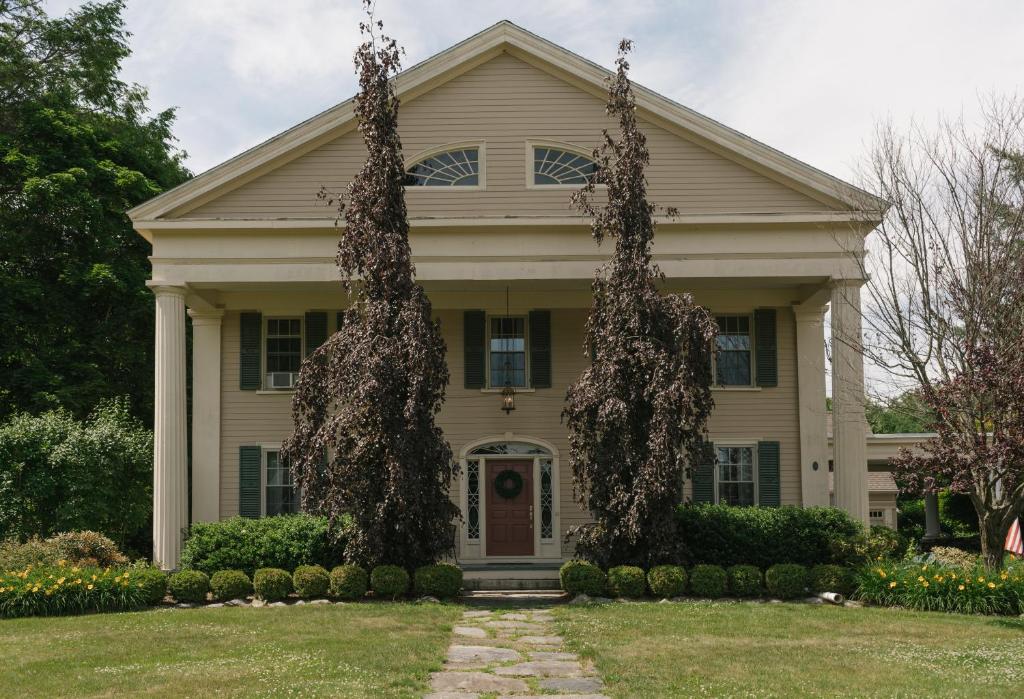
[86,584,94,590]
[922,581,929,587]
[958,584,965,591]
[888,581,897,588]
[988,582,996,589]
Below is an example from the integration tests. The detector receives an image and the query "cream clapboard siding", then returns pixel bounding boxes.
[185,53,827,220]
[220,304,801,554]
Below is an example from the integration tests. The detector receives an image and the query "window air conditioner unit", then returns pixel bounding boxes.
[267,372,298,389]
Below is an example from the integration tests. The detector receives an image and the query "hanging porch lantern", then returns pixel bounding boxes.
[501,381,516,414]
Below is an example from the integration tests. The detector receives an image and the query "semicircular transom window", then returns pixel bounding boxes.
[405,148,479,186]
[533,147,599,185]
[469,441,551,456]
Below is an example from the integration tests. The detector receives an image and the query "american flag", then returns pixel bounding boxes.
[1005,518,1023,556]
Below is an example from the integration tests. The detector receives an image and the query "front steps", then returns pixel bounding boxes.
[461,563,561,591]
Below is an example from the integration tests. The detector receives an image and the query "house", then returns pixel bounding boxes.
[129,21,885,571]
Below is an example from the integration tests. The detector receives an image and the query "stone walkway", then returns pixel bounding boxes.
[426,606,608,699]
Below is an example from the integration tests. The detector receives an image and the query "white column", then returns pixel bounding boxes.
[794,305,830,507]
[188,309,223,524]
[830,281,869,524]
[152,285,188,570]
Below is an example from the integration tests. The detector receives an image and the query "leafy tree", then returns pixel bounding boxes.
[563,40,717,569]
[857,99,1024,569]
[282,7,457,570]
[865,391,932,434]
[0,0,189,421]
[0,398,152,549]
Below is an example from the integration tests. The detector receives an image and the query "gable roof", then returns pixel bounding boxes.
[128,20,885,223]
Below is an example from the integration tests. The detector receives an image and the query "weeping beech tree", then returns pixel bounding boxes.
[563,40,717,569]
[281,11,457,570]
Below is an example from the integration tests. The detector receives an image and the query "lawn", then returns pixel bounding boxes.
[556,600,1024,698]
[0,603,461,698]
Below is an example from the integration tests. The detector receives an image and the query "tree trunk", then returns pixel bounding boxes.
[979,512,1005,571]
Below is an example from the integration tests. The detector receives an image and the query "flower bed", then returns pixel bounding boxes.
[856,559,1024,615]
[0,563,154,618]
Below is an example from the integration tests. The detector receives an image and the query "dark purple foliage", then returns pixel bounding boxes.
[282,6,457,570]
[563,40,717,568]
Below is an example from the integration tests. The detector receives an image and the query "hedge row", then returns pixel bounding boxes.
[166,562,463,604]
[561,560,856,600]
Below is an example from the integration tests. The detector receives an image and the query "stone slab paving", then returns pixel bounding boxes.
[426,605,609,699]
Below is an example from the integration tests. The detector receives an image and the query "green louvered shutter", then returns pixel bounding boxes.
[464,310,486,389]
[336,311,346,333]
[692,441,715,504]
[239,446,262,518]
[754,308,778,387]
[239,312,262,390]
[758,440,781,506]
[304,311,327,357]
[529,310,552,389]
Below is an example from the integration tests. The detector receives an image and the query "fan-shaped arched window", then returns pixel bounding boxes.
[533,146,599,186]
[405,148,480,186]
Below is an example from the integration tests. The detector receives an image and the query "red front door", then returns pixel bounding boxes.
[486,460,534,556]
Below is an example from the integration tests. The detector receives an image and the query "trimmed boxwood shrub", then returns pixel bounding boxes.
[330,564,368,600]
[253,567,292,601]
[689,564,727,598]
[179,514,347,577]
[371,565,409,599]
[168,570,210,603]
[210,570,252,601]
[293,565,330,598]
[647,565,687,598]
[559,560,607,596]
[607,565,647,598]
[132,566,168,605]
[727,564,763,598]
[766,563,808,599]
[676,505,862,568]
[809,564,855,596]
[414,563,462,599]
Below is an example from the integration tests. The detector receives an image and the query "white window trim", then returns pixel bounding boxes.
[262,315,304,391]
[525,139,606,190]
[712,313,755,388]
[260,446,301,517]
[712,442,759,506]
[404,141,486,191]
[485,314,530,389]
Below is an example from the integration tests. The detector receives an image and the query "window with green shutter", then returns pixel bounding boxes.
[304,311,327,357]
[529,310,551,388]
[757,440,781,506]
[239,446,262,518]
[691,441,715,504]
[463,310,485,389]
[239,312,262,390]
[754,308,778,387]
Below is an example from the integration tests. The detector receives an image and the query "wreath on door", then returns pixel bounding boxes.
[494,469,524,499]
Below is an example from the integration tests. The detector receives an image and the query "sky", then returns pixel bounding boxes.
[44,0,1024,182]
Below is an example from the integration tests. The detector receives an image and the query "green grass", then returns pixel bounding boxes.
[0,603,460,698]
[556,600,1024,698]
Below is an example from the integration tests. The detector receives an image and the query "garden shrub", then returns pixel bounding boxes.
[168,570,210,603]
[48,531,128,568]
[293,565,330,598]
[676,505,862,568]
[330,564,368,600]
[647,565,687,598]
[0,563,149,618]
[857,560,1024,615]
[131,566,168,605]
[607,565,647,598]
[179,514,347,577]
[0,537,61,571]
[727,564,763,597]
[809,564,855,596]
[930,546,978,569]
[829,525,907,567]
[766,564,808,599]
[253,568,292,601]
[0,401,152,549]
[414,563,462,599]
[559,560,607,596]
[370,565,409,599]
[210,570,252,601]
[689,564,727,598]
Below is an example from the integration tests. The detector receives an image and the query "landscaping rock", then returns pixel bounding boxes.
[418,595,441,603]
[206,602,225,608]
[453,626,487,639]
[462,610,491,618]
[803,597,824,605]
[493,660,584,677]
[569,594,591,605]
[540,677,605,693]
[500,612,530,620]
[174,602,196,609]
[530,651,577,661]
[268,601,287,607]
[518,636,562,646]
[670,596,688,603]
[447,645,520,666]
[334,601,347,605]
[250,598,266,608]
[294,599,305,606]
[430,671,529,693]
[225,598,248,607]
[844,600,864,609]
[308,598,331,605]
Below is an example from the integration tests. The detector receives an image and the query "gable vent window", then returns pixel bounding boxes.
[533,147,599,185]
[405,148,479,186]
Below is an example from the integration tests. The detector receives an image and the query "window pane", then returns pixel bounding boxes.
[405,148,480,186]
[533,147,599,185]
[715,315,752,386]
[718,482,755,506]
[490,316,527,387]
[716,351,751,386]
